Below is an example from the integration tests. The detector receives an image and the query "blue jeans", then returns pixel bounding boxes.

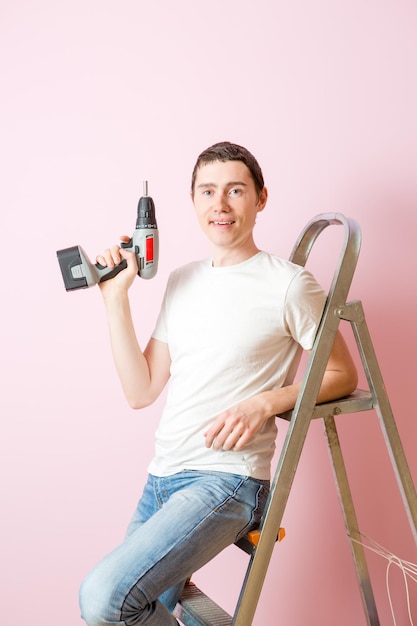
[79,470,269,625]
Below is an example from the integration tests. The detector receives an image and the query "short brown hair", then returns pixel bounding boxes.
[191,141,265,196]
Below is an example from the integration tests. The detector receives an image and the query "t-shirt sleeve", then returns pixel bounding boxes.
[151,272,174,344]
[151,306,168,343]
[283,268,327,350]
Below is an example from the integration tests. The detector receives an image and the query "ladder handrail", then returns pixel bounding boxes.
[282,213,361,390]
[291,213,361,414]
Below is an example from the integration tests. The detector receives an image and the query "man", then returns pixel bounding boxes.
[79,142,357,625]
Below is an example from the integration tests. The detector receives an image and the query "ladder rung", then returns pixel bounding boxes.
[174,581,232,626]
[280,388,374,422]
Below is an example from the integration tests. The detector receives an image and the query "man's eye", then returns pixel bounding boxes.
[203,189,212,196]
[229,188,241,196]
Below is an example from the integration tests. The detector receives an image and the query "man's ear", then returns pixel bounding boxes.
[257,187,268,212]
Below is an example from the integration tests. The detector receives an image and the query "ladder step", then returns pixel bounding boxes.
[174,581,232,626]
[280,388,374,422]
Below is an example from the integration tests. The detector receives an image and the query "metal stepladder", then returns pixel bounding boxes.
[174,213,417,626]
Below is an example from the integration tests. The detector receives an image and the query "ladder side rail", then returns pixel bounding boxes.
[340,302,417,543]
[232,382,329,625]
[232,215,361,625]
[323,414,380,626]
[232,294,344,626]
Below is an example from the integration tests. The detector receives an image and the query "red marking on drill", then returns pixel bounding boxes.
[146,235,154,263]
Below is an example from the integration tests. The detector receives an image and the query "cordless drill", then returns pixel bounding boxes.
[56,181,158,291]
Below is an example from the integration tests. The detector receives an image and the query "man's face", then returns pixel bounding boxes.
[192,160,267,263]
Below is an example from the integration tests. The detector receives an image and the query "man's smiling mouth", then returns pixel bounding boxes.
[212,220,235,225]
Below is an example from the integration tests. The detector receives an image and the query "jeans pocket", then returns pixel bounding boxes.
[235,482,269,542]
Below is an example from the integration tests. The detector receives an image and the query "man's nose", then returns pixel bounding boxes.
[213,192,230,211]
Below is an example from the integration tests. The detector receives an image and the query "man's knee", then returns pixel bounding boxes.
[79,567,150,626]
[79,569,122,626]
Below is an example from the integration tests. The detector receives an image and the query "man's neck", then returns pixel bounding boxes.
[211,243,260,267]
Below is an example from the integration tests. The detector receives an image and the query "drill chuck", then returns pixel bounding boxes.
[136,181,157,229]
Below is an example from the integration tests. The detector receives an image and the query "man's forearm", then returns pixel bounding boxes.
[103,292,153,408]
[260,365,357,419]
[261,331,358,418]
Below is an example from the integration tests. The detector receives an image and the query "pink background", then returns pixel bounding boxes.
[1,1,416,624]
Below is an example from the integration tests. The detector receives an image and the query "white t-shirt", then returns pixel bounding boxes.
[149,251,326,480]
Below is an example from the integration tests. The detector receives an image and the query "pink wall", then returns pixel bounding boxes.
[1,1,416,624]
